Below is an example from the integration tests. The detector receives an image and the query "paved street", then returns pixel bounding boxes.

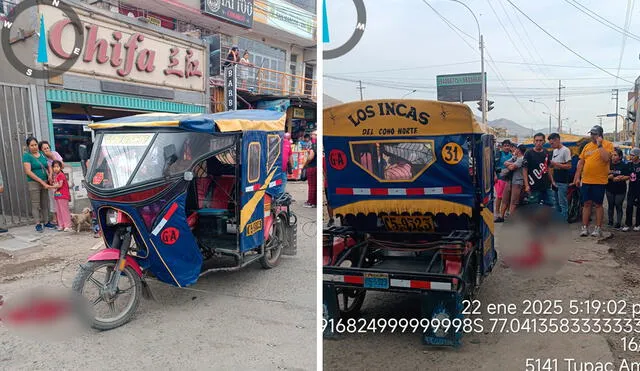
[323,223,640,370]
[0,182,316,370]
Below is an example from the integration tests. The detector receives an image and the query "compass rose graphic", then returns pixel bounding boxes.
[323,0,366,60]
[1,0,83,79]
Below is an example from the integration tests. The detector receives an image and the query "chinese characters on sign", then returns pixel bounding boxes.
[224,65,237,111]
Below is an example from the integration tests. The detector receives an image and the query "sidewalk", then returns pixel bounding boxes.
[0,225,62,256]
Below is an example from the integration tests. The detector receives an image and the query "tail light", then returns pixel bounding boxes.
[106,209,131,226]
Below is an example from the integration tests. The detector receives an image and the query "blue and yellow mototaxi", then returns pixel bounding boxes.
[73,110,297,330]
[322,99,497,346]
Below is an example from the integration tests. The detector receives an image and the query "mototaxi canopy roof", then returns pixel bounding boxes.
[323,99,486,137]
[88,110,286,133]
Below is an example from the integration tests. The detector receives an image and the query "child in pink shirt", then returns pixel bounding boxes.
[51,161,72,231]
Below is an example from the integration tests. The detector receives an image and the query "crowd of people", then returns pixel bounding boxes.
[494,125,640,237]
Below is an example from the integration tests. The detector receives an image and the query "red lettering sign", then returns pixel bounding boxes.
[160,227,180,245]
[163,47,183,77]
[47,20,202,80]
[329,150,347,170]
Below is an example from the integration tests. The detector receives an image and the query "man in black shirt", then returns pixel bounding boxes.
[522,133,554,207]
[623,148,640,231]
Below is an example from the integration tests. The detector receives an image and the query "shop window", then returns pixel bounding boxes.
[52,122,93,163]
[350,140,436,182]
[247,142,260,183]
[267,134,281,172]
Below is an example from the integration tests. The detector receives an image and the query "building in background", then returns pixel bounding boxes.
[0,0,207,220]
[94,0,318,139]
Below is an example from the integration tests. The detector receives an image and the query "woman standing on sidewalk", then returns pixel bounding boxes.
[606,148,629,229]
[22,137,55,232]
[39,141,63,226]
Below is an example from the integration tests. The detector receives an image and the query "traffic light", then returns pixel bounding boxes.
[477,101,482,112]
[628,110,636,123]
[487,100,495,111]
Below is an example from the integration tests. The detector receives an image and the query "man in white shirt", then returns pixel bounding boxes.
[548,133,572,221]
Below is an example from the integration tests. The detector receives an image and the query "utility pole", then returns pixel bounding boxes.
[612,89,619,142]
[557,80,565,133]
[480,34,487,125]
[357,80,365,101]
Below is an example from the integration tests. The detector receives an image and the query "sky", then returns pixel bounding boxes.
[323,0,640,138]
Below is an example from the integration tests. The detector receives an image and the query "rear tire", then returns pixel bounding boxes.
[72,260,141,330]
[260,216,285,269]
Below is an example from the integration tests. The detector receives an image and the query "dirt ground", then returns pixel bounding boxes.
[323,218,640,371]
[0,182,316,370]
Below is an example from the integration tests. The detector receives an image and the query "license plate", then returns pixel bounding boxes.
[381,215,435,232]
[364,273,389,289]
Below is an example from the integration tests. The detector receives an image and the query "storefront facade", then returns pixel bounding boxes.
[0,0,207,217]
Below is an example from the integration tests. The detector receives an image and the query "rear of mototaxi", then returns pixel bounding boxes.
[322,100,498,346]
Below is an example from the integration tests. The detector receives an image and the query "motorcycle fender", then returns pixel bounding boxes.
[88,248,143,277]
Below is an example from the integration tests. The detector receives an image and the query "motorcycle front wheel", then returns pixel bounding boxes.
[72,260,141,330]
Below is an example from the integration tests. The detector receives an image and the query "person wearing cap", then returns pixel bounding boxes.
[573,125,614,237]
[623,147,640,231]
[494,139,514,222]
[548,133,572,221]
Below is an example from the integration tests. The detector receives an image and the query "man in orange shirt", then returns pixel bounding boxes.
[572,125,614,237]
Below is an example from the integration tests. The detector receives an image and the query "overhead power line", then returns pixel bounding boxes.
[420,0,477,41]
[563,0,640,42]
[486,0,550,85]
[505,0,634,84]
[615,0,635,86]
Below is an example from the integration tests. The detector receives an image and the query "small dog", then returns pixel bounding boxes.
[70,207,93,233]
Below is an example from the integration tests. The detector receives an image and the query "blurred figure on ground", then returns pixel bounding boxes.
[494,140,513,220]
[497,144,526,221]
[548,133,572,221]
[623,148,640,231]
[573,125,613,237]
[607,148,629,229]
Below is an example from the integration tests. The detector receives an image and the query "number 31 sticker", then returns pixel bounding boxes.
[441,142,463,165]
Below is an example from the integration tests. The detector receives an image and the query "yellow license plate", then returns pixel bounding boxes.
[381,215,435,232]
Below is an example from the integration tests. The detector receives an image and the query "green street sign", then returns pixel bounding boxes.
[436,73,484,86]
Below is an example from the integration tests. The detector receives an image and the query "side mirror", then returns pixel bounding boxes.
[79,145,88,177]
[163,144,178,177]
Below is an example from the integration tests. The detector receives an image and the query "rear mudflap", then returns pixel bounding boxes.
[282,212,298,256]
[323,283,340,339]
[421,291,465,347]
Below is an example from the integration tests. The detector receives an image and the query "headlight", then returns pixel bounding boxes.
[106,209,119,226]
